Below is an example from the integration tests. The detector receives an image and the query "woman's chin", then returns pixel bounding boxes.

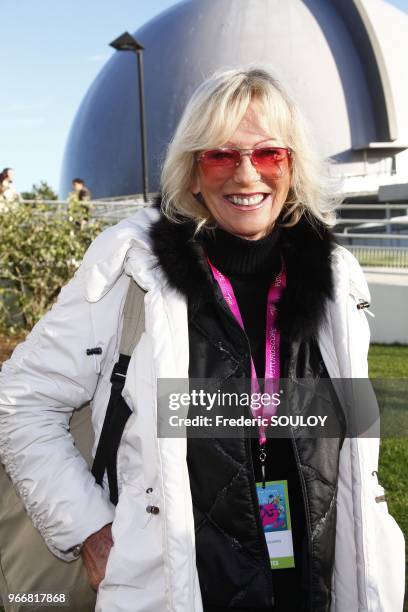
[224,215,279,240]
[225,223,276,240]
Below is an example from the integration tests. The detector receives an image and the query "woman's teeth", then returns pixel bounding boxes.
[225,194,266,206]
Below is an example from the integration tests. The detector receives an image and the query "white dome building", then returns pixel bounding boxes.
[60,0,408,199]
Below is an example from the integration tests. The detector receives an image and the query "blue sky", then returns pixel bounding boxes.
[1,0,407,195]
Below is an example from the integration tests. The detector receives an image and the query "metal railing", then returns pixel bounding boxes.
[342,246,408,269]
[12,196,150,224]
[335,203,408,269]
[90,198,149,222]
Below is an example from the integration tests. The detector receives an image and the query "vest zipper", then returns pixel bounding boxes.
[239,330,276,603]
[245,434,276,605]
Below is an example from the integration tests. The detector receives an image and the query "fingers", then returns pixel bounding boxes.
[81,523,113,591]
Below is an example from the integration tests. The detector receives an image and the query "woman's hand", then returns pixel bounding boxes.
[81,523,113,591]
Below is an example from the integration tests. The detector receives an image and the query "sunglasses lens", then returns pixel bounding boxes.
[252,148,288,177]
[200,149,239,166]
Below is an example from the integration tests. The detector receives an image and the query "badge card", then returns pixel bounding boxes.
[256,479,295,569]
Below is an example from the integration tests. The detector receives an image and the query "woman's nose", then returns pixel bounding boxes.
[232,154,261,185]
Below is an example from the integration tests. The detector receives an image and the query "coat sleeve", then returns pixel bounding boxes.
[0,267,115,560]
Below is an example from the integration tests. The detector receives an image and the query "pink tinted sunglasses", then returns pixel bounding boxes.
[197,146,291,179]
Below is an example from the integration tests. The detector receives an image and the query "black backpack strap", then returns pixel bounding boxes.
[91,279,146,505]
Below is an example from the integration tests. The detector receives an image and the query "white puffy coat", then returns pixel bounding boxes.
[0,207,405,612]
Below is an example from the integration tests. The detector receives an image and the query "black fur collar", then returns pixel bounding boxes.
[150,202,336,340]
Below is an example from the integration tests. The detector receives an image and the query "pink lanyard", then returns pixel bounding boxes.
[208,259,286,445]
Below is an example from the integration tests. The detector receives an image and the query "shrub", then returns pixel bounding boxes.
[21,180,58,201]
[0,197,102,335]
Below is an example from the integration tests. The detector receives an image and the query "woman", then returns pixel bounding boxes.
[0,167,18,202]
[0,68,404,612]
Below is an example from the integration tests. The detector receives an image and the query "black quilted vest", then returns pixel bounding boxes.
[187,291,344,612]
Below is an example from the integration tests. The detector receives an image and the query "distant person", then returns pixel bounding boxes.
[68,178,92,226]
[0,167,19,202]
[71,178,91,202]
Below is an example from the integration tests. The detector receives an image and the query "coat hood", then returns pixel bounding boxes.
[82,207,160,302]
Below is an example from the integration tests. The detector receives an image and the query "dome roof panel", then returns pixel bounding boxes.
[359,0,408,140]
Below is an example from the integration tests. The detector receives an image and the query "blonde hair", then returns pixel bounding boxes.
[160,67,337,229]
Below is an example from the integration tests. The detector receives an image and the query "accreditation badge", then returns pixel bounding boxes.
[256,479,295,569]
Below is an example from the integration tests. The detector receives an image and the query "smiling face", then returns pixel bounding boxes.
[191,100,291,240]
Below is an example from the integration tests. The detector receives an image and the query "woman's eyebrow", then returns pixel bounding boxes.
[254,138,279,146]
[223,138,279,147]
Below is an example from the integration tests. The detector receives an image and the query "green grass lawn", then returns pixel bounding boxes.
[369,344,408,533]
[369,344,407,610]
[369,344,408,378]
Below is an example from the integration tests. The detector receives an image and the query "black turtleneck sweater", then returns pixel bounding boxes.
[201,228,308,612]
[203,227,281,378]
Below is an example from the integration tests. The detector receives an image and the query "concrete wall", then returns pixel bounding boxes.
[365,268,408,343]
